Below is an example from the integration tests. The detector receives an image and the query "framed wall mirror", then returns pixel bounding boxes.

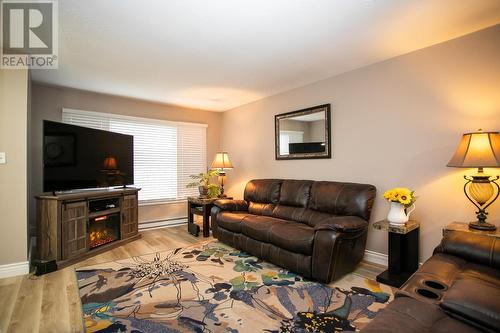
[275,104,331,160]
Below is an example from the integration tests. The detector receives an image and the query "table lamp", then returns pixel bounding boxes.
[103,156,118,171]
[447,129,500,231]
[211,152,233,197]
[102,155,120,186]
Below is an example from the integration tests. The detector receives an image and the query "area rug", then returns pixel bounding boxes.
[76,241,393,333]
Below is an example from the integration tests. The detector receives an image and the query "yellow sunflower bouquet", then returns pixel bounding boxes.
[383,187,416,208]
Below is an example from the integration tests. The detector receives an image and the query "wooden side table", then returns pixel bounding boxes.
[187,196,232,237]
[443,221,500,238]
[373,219,420,288]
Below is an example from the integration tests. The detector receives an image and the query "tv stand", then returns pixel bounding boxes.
[35,187,141,268]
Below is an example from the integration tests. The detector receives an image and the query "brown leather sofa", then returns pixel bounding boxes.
[210,179,376,283]
[362,231,500,333]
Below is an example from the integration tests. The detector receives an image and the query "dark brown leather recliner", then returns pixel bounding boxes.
[210,179,376,283]
[362,231,500,333]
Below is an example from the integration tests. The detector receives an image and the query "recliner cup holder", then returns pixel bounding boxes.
[416,288,440,299]
[423,280,447,290]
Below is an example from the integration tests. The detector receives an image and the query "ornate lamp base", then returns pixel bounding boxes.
[463,169,499,232]
[218,171,227,198]
[469,221,497,231]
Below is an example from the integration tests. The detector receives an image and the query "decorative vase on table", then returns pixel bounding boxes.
[198,185,208,198]
[383,187,417,226]
[387,202,415,225]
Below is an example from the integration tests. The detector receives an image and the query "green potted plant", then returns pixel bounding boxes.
[186,170,221,198]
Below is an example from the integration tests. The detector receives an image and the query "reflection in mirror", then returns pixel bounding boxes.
[275,104,331,160]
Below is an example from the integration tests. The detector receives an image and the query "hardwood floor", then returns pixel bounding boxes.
[0,226,384,333]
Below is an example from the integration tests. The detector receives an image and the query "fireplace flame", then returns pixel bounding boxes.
[88,213,118,249]
[89,229,108,241]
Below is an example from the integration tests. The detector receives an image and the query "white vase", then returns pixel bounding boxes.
[387,202,415,225]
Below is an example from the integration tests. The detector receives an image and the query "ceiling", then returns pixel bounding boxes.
[32,0,500,111]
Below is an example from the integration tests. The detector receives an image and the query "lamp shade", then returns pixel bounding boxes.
[103,156,118,170]
[447,130,500,168]
[211,152,233,170]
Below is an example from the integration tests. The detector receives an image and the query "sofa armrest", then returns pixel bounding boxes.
[312,227,368,282]
[433,231,500,269]
[214,199,249,212]
[313,216,368,233]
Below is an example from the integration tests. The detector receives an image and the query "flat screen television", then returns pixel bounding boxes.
[43,120,134,192]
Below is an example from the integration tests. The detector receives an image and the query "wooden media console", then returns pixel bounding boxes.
[35,187,141,268]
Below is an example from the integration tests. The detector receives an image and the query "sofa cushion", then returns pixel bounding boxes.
[216,212,252,233]
[440,278,500,332]
[300,210,367,231]
[241,215,289,242]
[244,179,282,204]
[248,202,276,216]
[269,222,315,255]
[279,180,313,207]
[362,297,482,333]
[458,263,500,286]
[272,205,307,222]
[309,181,376,221]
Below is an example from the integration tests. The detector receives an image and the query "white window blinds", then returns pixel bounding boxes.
[177,125,207,199]
[62,109,207,202]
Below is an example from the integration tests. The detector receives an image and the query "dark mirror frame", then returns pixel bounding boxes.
[275,103,331,160]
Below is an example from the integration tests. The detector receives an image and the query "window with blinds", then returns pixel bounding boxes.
[62,109,207,203]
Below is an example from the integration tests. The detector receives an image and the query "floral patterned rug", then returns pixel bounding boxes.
[76,241,393,333]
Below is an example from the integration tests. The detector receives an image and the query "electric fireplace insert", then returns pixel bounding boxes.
[88,212,121,249]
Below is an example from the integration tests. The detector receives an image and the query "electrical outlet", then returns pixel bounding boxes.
[0,152,5,164]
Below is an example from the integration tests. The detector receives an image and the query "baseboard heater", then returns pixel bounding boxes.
[139,217,187,231]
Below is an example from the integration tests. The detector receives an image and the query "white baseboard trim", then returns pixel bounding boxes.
[363,250,388,267]
[139,217,187,231]
[0,261,30,279]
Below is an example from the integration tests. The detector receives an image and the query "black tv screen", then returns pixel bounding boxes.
[289,142,326,154]
[43,120,134,192]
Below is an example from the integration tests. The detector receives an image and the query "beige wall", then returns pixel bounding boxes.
[30,84,222,228]
[0,69,29,266]
[221,25,500,261]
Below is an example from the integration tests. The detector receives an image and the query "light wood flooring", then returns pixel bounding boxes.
[0,226,384,333]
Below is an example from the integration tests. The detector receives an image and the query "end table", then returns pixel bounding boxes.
[443,221,500,238]
[187,196,232,237]
[373,219,420,288]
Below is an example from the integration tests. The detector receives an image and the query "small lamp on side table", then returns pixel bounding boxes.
[101,155,120,185]
[447,130,500,231]
[211,152,233,197]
